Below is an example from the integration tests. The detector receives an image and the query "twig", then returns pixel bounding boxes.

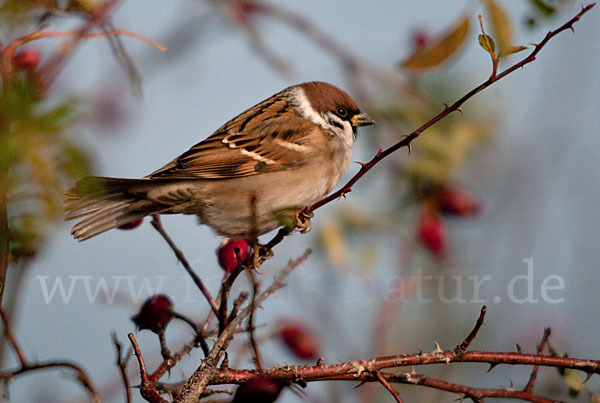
[151,215,219,315]
[227,292,249,324]
[454,306,487,355]
[174,249,312,402]
[157,330,171,361]
[22,28,166,52]
[385,372,556,403]
[260,227,291,257]
[128,333,167,403]
[246,267,262,371]
[0,307,27,367]
[375,371,404,403]
[128,333,149,384]
[524,328,552,392]
[218,252,246,334]
[171,311,210,357]
[40,0,121,88]
[150,337,197,384]
[112,333,133,403]
[478,15,498,79]
[245,193,262,370]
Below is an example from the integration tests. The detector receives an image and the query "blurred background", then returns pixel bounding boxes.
[1,0,599,402]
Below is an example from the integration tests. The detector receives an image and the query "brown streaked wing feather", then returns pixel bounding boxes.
[147,116,320,179]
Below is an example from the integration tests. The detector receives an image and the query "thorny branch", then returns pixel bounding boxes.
[210,315,600,403]
[258,4,597,253]
[175,249,311,402]
[308,4,596,213]
[125,250,311,402]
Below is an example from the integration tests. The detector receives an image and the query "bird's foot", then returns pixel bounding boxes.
[294,209,314,233]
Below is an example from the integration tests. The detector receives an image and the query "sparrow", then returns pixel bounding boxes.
[65,81,375,241]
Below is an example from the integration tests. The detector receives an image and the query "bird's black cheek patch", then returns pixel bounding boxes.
[328,117,343,131]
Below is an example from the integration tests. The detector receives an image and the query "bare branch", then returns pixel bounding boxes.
[128,333,167,403]
[174,249,312,402]
[0,307,27,367]
[151,215,219,315]
[375,371,404,403]
[524,328,552,392]
[455,306,487,355]
[113,333,133,403]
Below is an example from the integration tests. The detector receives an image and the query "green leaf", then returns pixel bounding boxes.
[400,16,470,71]
[478,34,496,55]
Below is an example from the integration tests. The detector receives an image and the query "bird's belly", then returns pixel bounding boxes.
[194,166,339,238]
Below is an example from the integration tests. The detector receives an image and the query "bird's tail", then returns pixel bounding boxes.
[65,176,168,241]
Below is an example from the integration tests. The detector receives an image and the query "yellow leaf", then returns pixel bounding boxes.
[401,16,470,71]
[484,0,513,56]
[498,45,528,58]
[318,220,350,268]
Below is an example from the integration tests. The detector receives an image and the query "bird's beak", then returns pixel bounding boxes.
[351,112,376,127]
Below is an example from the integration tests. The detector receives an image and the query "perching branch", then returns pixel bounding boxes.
[256,4,596,254]
[308,3,596,214]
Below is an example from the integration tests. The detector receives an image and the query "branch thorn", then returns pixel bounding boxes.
[485,363,498,373]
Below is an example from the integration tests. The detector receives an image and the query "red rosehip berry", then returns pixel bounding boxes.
[279,320,319,360]
[13,48,41,70]
[217,238,249,273]
[232,376,284,403]
[132,294,174,333]
[417,209,446,257]
[117,218,143,230]
[437,188,480,217]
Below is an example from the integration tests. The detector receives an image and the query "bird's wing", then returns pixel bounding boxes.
[147,116,323,179]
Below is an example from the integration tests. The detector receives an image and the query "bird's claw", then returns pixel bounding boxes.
[294,209,314,233]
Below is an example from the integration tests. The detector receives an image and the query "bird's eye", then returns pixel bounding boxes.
[336,107,348,118]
